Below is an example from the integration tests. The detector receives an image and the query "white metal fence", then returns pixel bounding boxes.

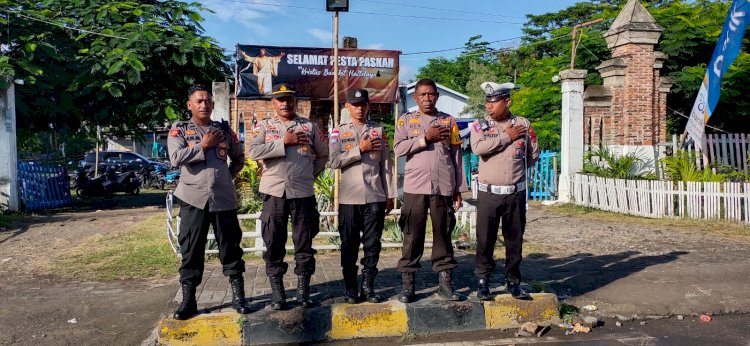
[570,173,750,223]
[166,191,477,255]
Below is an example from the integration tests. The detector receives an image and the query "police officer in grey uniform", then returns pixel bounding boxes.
[329,89,396,303]
[247,84,329,310]
[394,79,468,303]
[470,82,540,300]
[167,85,250,320]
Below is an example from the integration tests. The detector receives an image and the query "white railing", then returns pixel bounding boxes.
[569,173,750,223]
[675,133,750,171]
[166,191,477,255]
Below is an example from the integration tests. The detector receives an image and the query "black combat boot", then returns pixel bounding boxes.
[269,276,286,310]
[437,270,463,301]
[398,272,416,303]
[229,275,251,314]
[477,277,492,301]
[343,271,359,304]
[173,281,197,320]
[360,269,383,303]
[296,275,314,308]
[507,281,531,300]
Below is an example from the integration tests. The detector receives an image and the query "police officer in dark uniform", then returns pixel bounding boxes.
[167,85,249,320]
[394,79,468,303]
[329,89,396,303]
[470,82,539,300]
[247,84,329,310]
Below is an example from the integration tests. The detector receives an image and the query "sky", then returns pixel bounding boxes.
[197,0,583,82]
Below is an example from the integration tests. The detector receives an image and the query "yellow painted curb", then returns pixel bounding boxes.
[328,301,409,339]
[158,312,243,346]
[484,293,559,329]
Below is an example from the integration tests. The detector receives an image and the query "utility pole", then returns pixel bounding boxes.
[326,0,349,224]
[570,18,604,69]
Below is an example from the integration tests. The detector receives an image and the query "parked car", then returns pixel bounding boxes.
[79,151,168,172]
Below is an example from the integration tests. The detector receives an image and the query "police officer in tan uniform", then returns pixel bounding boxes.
[247,84,329,310]
[470,82,540,300]
[329,89,396,304]
[394,79,468,303]
[167,85,249,320]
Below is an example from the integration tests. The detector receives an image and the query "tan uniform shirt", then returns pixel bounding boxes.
[167,119,245,211]
[470,114,540,186]
[247,115,329,198]
[394,111,468,196]
[328,120,396,205]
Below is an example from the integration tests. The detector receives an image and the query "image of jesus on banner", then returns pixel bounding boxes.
[240,48,285,95]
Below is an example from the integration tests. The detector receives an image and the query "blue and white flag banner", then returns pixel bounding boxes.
[685,0,750,152]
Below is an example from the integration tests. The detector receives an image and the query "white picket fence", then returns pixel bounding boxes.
[166,191,477,255]
[675,133,750,171]
[570,173,750,223]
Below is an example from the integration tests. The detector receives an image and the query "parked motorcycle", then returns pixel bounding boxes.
[139,165,166,190]
[164,167,180,186]
[105,165,142,195]
[74,167,115,198]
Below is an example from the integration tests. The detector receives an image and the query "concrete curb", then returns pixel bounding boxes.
[157,293,559,345]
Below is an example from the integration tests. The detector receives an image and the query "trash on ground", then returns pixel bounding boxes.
[557,322,573,329]
[581,304,597,312]
[615,321,623,327]
[516,322,550,338]
[700,314,712,322]
[565,322,591,335]
[677,315,684,320]
[67,318,77,324]
[515,329,534,337]
[521,322,538,333]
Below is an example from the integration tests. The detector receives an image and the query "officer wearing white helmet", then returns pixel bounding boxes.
[470,81,540,300]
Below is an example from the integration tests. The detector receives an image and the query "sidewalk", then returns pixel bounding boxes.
[157,204,750,344]
[160,251,559,345]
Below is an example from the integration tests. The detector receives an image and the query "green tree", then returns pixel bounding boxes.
[462,61,499,118]
[0,0,229,148]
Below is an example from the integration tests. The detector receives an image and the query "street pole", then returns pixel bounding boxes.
[570,18,603,69]
[333,10,340,224]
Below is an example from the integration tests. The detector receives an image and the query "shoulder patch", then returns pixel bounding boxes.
[397,117,406,128]
[170,128,181,137]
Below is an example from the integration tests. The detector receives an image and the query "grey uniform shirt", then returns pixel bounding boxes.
[247,115,329,198]
[470,114,540,186]
[328,120,396,205]
[394,110,468,197]
[167,119,245,211]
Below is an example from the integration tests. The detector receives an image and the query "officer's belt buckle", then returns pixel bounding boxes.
[478,182,526,195]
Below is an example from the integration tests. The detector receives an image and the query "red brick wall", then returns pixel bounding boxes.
[584,40,669,146]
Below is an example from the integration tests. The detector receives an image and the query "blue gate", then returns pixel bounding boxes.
[527,150,558,201]
[17,162,72,211]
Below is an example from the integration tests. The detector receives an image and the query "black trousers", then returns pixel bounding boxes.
[474,190,526,284]
[338,202,386,278]
[178,203,245,285]
[260,194,320,277]
[397,193,457,273]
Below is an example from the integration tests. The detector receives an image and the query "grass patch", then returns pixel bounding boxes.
[0,212,25,228]
[560,303,579,324]
[53,213,179,281]
[528,280,548,293]
[550,203,750,242]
